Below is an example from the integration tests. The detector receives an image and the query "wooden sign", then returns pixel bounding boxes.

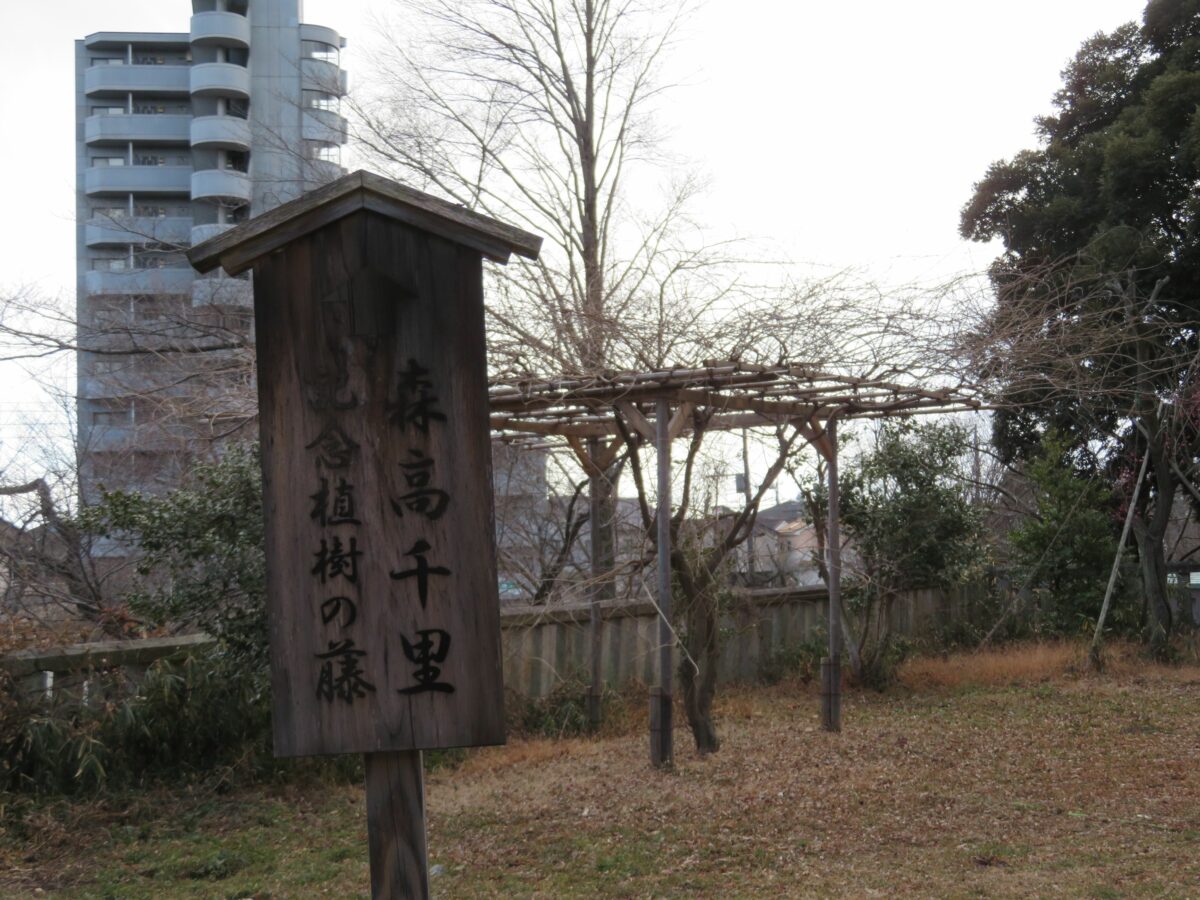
[189,172,542,758]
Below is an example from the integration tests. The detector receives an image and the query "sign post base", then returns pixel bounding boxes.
[365,750,430,899]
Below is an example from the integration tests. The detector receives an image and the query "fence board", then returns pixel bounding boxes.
[499,585,979,697]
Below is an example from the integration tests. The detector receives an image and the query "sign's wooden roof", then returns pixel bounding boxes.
[188,170,543,276]
[489,361,985,440]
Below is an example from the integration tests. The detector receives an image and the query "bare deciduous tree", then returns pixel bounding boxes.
[351,0,741,613]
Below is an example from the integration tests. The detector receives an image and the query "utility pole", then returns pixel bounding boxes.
[742,428,754,586]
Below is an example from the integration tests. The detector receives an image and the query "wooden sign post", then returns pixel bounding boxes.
[189,171,541,898]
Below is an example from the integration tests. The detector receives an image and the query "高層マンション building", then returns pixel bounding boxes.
[75,0,347,501]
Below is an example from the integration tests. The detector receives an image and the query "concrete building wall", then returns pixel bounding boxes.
[75,0,347,505]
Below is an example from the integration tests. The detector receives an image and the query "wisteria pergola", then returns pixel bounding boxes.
[488,361,984,765]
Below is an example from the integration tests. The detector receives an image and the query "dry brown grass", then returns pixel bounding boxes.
[900,638,1200,690]
[899,640,1083,689]
[426,647,1200,898]
[4,644,1200,898]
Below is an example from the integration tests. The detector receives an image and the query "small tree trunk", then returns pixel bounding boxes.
[841,597,865,682]
[1132,517,1173,657]
[1130,434,1177,659]
[676,560,721,754]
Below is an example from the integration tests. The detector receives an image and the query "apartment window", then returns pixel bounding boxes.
[92,206,128,219]
[217,202,250,225]
[92,298,131,325]
[223,151,249,173]
[134,204,167,217]
[92,258,129,272]
[226,99,249,120]
[133,153,188,167]
[307,143,341,164]
[133,54,166,65]
[92,157,126,167]
[91,451,178,487]
[92,401,134,427]
[131,296,186,324]
[302,40,339,64]
[91,357,134,376]
[303,90,340,112]
[91,106,126,117]
[133,102,167,115]
[134,250,186,270]
[91,57,124,66]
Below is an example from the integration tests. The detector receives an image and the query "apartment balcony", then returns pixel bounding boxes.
[84,267,196,296]
[189,11,250,49]
[85,32,191,51]
[192,0,249,13]
[191,168,252,203]
[85,64,191,97]
[300,24,344,49]
[192,274,253,308]
[190,115,251,151]
[85,114,191,146]
[85,165,193,196]
[85,423,200,454]
[303,159,345,189]
[84,423,136,453]
[302,109,348,145]
[190,223,233,245]
[189,62,250,99]
[301,57,344,94]
[85,216,192,248]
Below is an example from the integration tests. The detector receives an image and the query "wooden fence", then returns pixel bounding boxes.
[500,584,980,697]
[0,585,981,703]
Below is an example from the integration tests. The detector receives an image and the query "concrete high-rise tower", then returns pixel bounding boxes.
[74,0,347,500]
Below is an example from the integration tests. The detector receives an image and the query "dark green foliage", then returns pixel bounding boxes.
[507,677,594,739]
[0,448,278,798]
[961,3,1200,306]
[959,0,1200,461]
[0,650,274,795]
[506,674,635,740]
[82,445,268,674]
[841,422,986,596]
[834,422,987,686]
[758,630,827,685]
[1007,431,1134,635]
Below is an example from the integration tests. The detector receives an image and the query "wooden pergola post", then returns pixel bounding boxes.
[587,437,604,730]
[650,398,674,767]
[821,418,842,732]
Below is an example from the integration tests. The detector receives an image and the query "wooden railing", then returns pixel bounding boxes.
[0,633,216,699]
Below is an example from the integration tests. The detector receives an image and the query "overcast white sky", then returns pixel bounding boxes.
[0,0,1151,452]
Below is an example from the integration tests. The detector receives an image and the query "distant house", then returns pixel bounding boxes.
[723,499,824,587]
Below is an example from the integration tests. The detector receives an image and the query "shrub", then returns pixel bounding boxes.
[758,631,827,685]
[1007,431,1132,636]
[0,648,274,796]
[82,445,269,677]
